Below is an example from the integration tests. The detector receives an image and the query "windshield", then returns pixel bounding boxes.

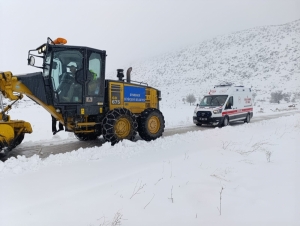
[199,95,228,107]
[49,49,84,103]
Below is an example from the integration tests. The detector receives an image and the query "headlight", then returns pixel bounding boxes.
[193,110,197,116]
[37,44,47,54]
[213,108,222,114]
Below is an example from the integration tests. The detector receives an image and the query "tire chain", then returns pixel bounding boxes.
[102,108,138,145]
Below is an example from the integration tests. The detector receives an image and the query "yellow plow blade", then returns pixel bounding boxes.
[0,124,14,147]
[0,120,32,153]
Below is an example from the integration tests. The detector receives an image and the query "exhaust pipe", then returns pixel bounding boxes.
[126,67,132,83]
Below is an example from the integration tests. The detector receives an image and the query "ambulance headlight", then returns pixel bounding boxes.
[213,108,222,114]
[193,110,197,116]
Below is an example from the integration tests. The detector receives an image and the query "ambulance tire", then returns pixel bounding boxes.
[196,123,202,126]
[222,116,229,127]
[244,114,250,123]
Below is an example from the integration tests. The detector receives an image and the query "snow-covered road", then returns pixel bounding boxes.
[3,110,299,161]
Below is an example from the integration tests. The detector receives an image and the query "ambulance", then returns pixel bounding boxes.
[193,84,253,127]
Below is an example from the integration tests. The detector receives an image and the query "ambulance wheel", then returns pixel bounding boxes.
[196,123,202,126]
[138,108,165,141]
[102,108,137,145]
[222,116,229,127]
[244,114,250,123]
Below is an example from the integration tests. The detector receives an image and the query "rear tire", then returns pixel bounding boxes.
[138,108,165,141]
[102,108,137,145]
[75,133,98,141]
[244,114,250,123]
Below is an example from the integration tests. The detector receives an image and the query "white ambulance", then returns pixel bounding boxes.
[193,84,253,127]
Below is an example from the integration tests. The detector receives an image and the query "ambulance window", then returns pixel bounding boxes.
[200,95,227,106]
[225,96,233,109]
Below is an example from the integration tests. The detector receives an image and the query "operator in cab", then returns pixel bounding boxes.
[58,62,82,102]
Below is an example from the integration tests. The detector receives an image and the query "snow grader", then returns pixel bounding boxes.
[0,37,165,155]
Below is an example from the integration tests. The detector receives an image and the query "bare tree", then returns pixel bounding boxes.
[252,92,257,102]
[283,93,291,102]
[130,179,146,199]
[186,94,196,106]
[217,187,224,215]
[270,91,283,103]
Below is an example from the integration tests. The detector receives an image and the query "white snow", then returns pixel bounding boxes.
[0,99,299,226]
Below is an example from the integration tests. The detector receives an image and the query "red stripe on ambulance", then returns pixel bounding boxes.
[222,107,253,116]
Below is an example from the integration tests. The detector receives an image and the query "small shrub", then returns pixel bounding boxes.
[270,91,283,103]
[186,94,196,105]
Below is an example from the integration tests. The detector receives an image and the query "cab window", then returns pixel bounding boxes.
[225,96,233,109]
[51,49,84,103]
[87,52,101,96]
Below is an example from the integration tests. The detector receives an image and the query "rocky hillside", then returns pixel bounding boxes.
[108,19,300,105]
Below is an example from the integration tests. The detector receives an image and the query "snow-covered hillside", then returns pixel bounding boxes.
[108,19,300,106]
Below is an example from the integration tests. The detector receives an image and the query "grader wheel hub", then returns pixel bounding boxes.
[114,117,131,138]
[148,116,160,134]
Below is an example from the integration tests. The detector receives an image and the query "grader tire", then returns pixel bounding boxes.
[74,133,98,141]
[138,108,165,141]
[102,108,137,145]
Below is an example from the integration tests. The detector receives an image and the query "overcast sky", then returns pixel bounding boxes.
[0,0,299,74]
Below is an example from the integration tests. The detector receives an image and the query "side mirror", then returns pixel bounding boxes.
[28,56,35,66]
[196,104,199,107]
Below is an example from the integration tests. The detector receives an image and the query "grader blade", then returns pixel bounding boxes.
[0,124,14,148]
[0,120,32,153]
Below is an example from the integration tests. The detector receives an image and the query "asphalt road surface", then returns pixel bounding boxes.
[1,110,299,161]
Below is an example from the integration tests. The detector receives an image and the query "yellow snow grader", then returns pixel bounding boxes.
[0,37,165,155]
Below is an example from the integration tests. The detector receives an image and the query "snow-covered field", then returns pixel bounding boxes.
[0,99,299,226]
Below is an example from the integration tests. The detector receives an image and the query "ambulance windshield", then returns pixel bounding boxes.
[199,95,228,107]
